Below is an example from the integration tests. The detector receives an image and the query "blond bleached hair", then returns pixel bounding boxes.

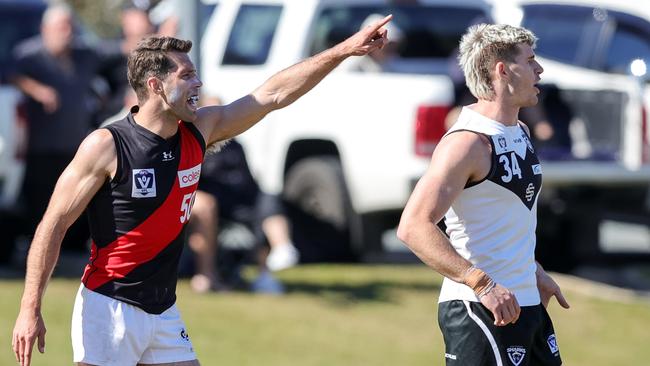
[458,24,537,101]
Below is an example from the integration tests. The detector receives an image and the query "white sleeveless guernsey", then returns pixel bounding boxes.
[438,107,542,307]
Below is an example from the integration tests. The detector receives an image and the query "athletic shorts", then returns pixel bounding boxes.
[438,300,562,366]
[71,285,197,365]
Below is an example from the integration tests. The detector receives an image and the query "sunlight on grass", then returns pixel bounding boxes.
[0,265,648,365]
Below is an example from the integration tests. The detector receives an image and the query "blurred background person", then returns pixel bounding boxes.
[187,95,299,294]
[97,1,156,123]
[9,3,117,252]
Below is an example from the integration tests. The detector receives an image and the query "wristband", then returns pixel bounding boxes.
[463,266,495,298]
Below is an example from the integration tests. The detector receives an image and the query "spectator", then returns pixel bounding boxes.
[188,100,299,293]
[98,2,156,123]
[350,13,404,73]
[10,3,113,251]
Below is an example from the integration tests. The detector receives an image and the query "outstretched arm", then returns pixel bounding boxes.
[12,129,115,366]
[195,15,393,146]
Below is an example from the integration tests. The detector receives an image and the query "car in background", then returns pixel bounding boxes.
[200,0,492,262]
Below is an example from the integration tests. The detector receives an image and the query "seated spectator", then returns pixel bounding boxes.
[187,102,299,293]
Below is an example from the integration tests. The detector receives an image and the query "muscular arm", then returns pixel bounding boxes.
[397,132,521,326]
[13,129,115,366]
[194,15,393,146]
[397,132,488,282]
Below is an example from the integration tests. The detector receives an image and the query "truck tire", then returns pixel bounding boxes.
[283,157,356,261]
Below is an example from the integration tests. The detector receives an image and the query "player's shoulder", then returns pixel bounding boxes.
[76,128,117,165]
[437,130,491,159]
[84,128,115,147]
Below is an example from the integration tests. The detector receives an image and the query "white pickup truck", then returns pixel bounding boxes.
[200,0,650,266]
[201,0,490,261]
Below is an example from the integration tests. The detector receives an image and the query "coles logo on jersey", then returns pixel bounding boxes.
[132,169,156,198]
[178,163,202,188]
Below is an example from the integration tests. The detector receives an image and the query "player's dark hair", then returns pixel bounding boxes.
[127,36,192,102]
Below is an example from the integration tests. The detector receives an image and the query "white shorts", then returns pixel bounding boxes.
[71,285,197,365]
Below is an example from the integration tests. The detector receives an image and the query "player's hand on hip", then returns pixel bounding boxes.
[537,269,570,309]
[12,309,46,366]
[480,283,521,326]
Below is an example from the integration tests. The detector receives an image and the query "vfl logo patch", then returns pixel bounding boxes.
[445,353,457,360]
[532,164,542,175]
[507,346,526,366]
[498,135,507,149]
[178,164,202,188]
[132,169,156,198]
[493,134,510,155]
[547,334,559,355]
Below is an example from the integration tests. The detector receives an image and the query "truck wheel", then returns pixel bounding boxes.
[283,157,355,261]
[284,157,350,229]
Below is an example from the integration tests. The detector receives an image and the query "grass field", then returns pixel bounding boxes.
[1,264,649,365]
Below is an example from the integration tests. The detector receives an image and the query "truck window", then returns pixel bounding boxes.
[603,21,650,75]
[522,5,602,68]
[523,4,650,75]
[222,4,282,66]
[309,5,487,59]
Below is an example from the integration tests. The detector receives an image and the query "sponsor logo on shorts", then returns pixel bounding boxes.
[132,169,156,198]
[445,353,457,360]
[507,346,526,366]
[178,164,202,188]
[180,328,190,342]
[547,334,559,355]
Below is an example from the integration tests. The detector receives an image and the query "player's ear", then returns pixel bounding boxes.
[147,77,163,95]
[495,61,509,80]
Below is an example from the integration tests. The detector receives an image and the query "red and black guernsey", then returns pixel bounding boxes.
[82,107,205,314]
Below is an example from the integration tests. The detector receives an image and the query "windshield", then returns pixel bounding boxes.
[309,4,488,69]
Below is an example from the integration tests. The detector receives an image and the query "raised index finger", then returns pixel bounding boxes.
[366,14,393,32]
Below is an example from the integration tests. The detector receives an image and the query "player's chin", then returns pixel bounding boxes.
[522,94,539,107]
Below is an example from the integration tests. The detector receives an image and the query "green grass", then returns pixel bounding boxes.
[1,264,649,365]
